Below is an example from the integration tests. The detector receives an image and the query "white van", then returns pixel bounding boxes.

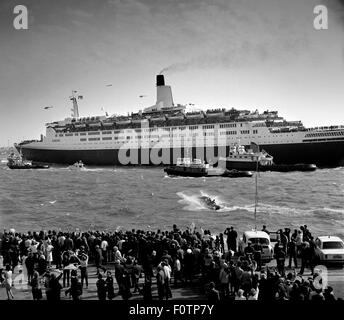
[238,230,274,263]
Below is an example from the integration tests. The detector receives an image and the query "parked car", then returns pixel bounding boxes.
[314,236,344,266]
[238,230,274,263]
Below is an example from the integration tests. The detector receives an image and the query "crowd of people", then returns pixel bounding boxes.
[0,224,340,301]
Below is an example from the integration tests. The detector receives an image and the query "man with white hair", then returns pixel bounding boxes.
[183,248,194,284]
[173,255,183,287]
[29,240,38,254]
[235,289,247,300]
[101,238,108,264]
[113,246,123,263]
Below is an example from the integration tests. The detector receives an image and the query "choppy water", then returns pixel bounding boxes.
[0,161,343,239]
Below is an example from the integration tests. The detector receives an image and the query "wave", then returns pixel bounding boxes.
[56,166,116,172]
[321,207,344,215]
[164,175,202,180]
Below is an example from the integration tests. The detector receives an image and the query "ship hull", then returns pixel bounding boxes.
[17,140,344,167]
[164,167,207,177]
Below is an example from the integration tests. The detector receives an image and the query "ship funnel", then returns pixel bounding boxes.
[142,74,175,113]
[155,74,173,109]
[156,74,165,86]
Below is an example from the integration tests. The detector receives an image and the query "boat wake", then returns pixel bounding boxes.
[164,175,204,180]
[177,190,228,211]
[176,192,344,218]
[58,166,118,172]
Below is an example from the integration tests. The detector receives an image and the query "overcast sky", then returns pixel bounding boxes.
[0,0,343,146]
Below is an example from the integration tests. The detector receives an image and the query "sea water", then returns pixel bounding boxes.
[0,163,343,238]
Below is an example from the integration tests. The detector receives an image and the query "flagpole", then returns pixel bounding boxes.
[254,143,259,231]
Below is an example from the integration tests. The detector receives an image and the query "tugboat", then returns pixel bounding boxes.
[164,157,252,178]
[6,153,50,169]
[164,158,208,177]
[200,196,221,211]
[218,143,317,172]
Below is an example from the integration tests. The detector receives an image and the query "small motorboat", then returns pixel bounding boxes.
[200,196,221,211]
[70,160,85,170]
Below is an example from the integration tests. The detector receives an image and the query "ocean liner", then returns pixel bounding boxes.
[15,75,344,167]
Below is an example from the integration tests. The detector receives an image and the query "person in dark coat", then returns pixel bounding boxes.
[161,250,173,267]
[46,272,63,301]
[114,260,124,295]
[143,250,156,283]
[140,280,153,302]
[156,265,166,301]
[31,271,42,300]
[64,235,74,251]
[324,286,336,301]
[288,236,298,268]
[253,242,263,271]
[206,282,220,302]
[244,242,254,258]
[275,246,286,276]
[261,225,270,235]
[65,269,82,300]
[25,252,35,284]
[37,254,47,276]
[132,260,142,293]
[95,245,106,275]
[299,241,314,275]
[62,251,71,287]
[183,249,194,284]
[224,227,237,252]
[105,271,115,300]
[121,269,132,300]
[96,274,107,301]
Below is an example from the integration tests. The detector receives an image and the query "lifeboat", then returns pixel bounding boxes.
[74,123,86,129]
[116,117,132,125]
[88,122,101,128]
[132,117,147,124]
[205,109,225,117]
[150,115,166,122]
[167,113,185,120]
[185,111,204,119]
[102,121,114,127]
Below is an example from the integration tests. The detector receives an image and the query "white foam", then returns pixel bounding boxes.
[322,207,344,215]
[176,191,208,211]
[176,191,318,217]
